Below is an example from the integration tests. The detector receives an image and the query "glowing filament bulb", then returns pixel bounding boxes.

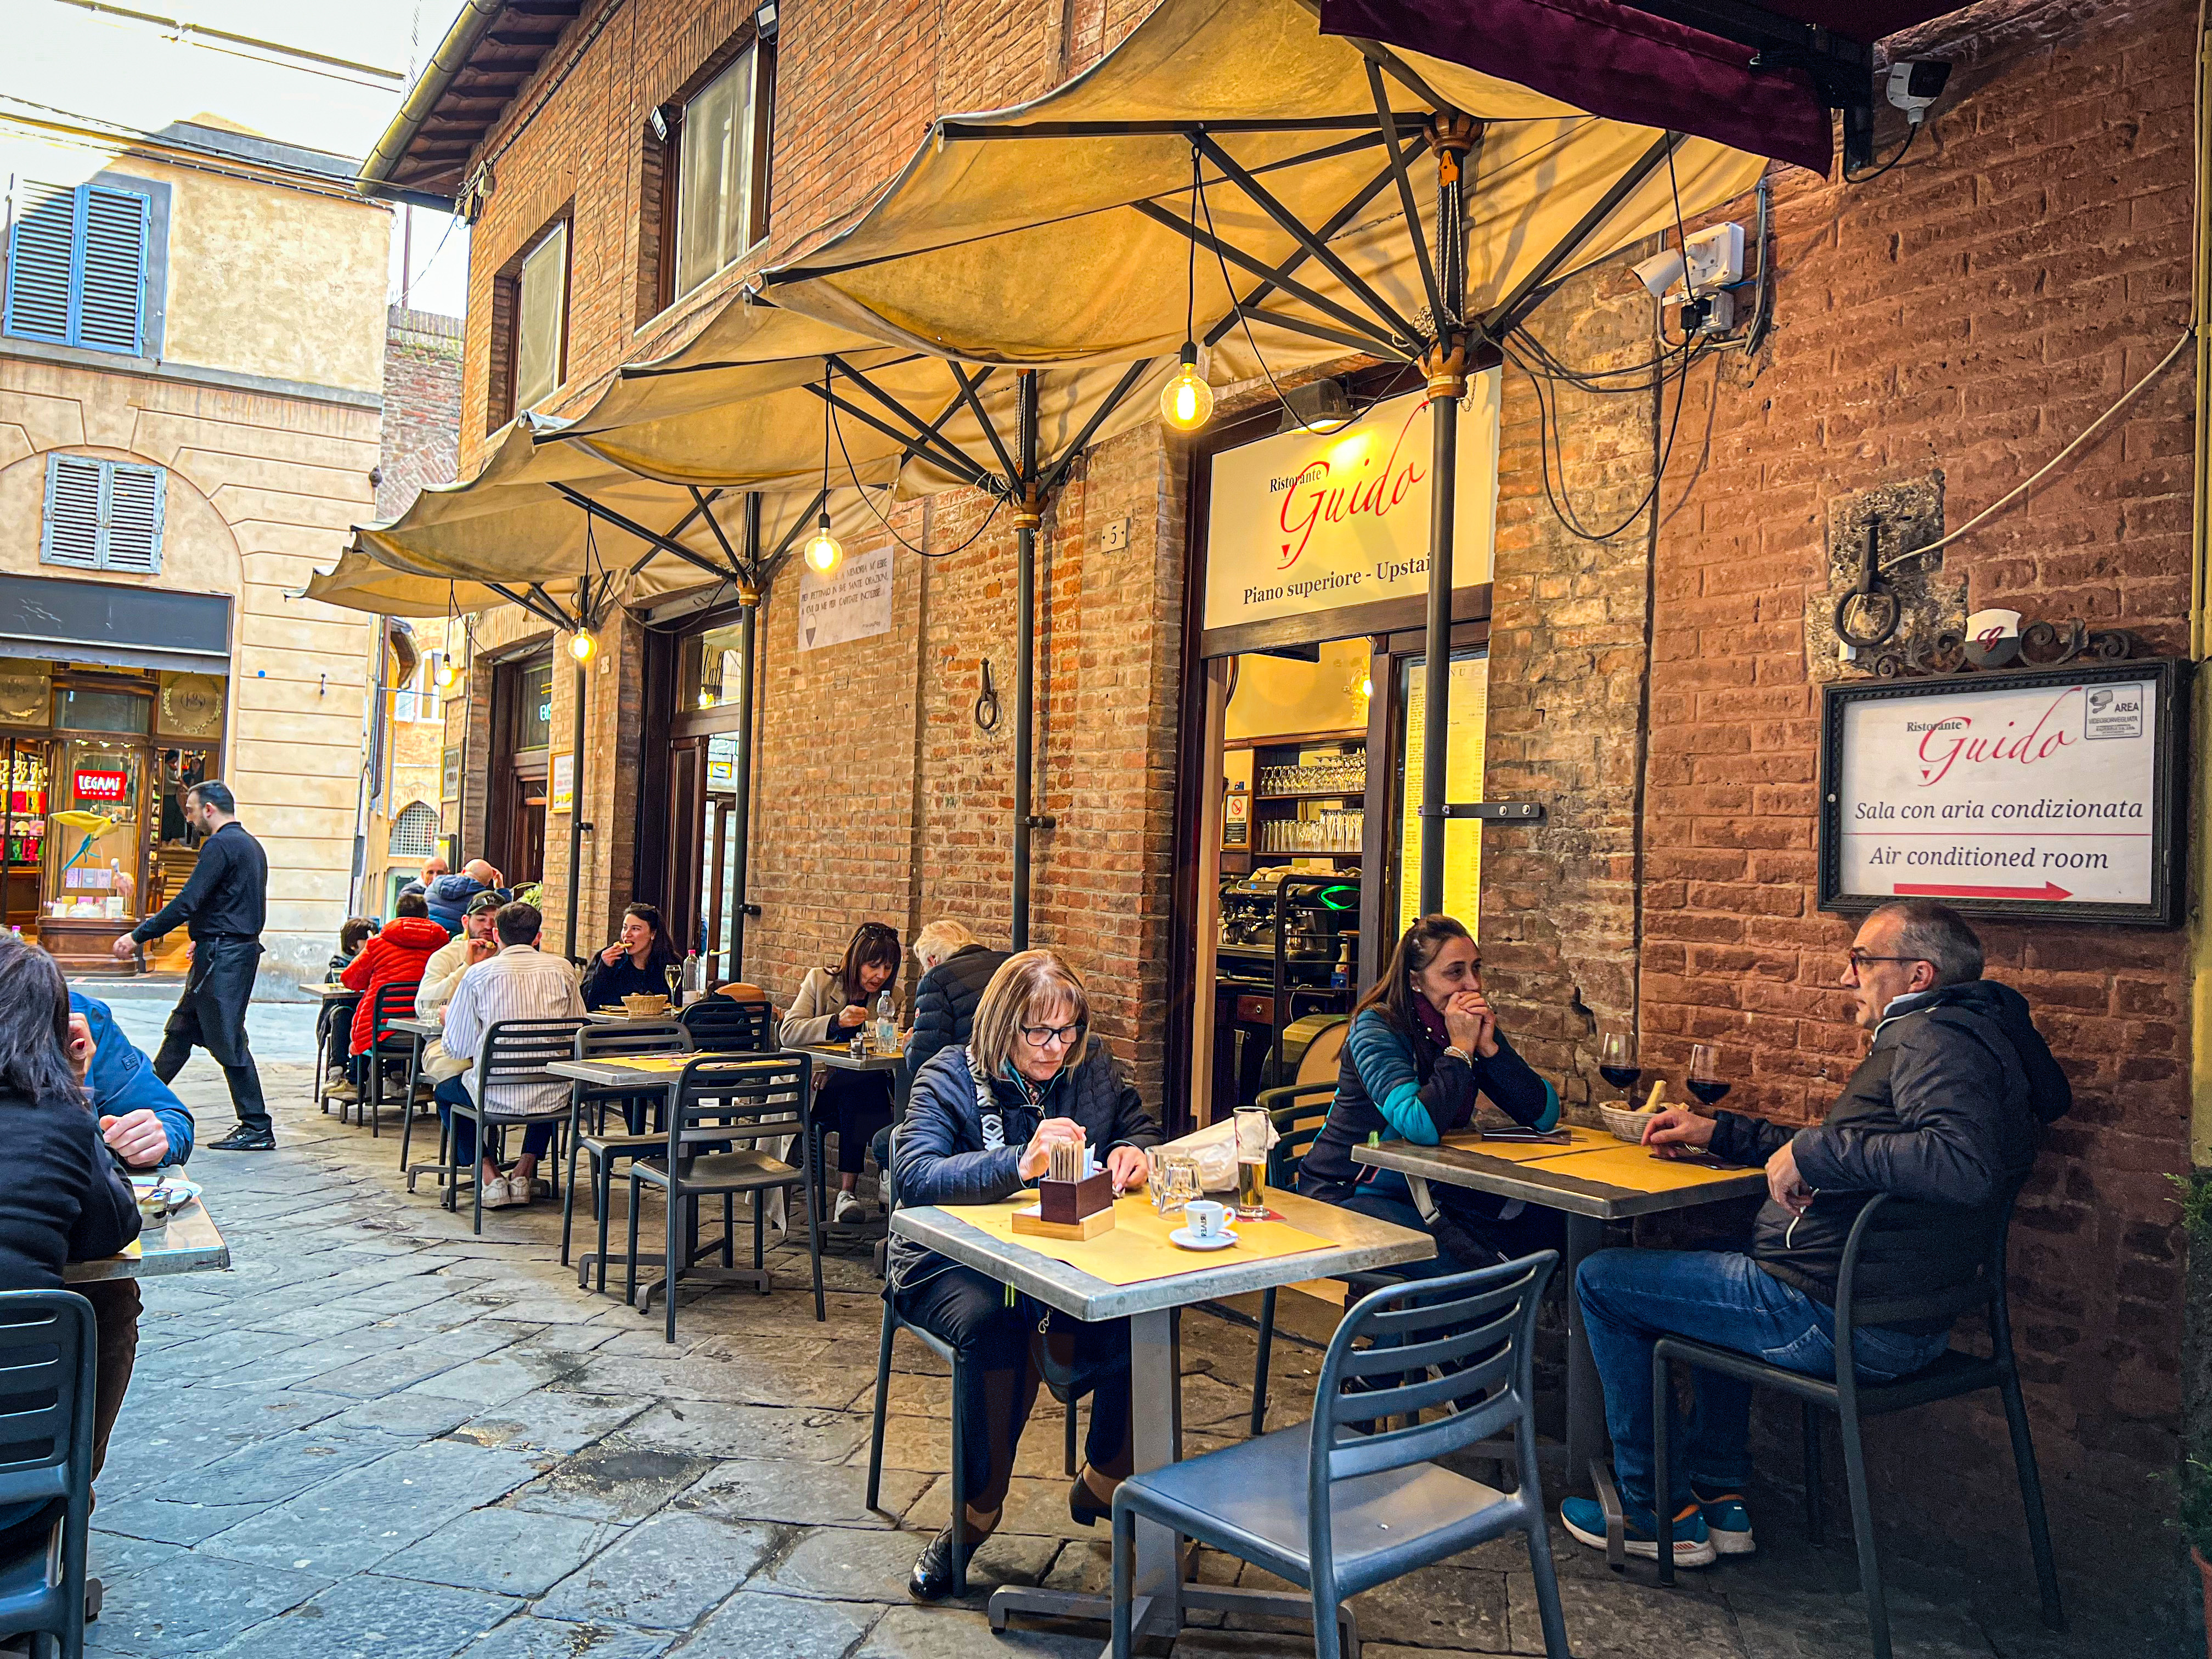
[804,512,844,575]
[1160,343,1213,432]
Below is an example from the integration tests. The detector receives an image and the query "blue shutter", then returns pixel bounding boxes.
[40,454,104,568]
[4,181,76,344]
[76,187,148,354]
[100,461,165,572]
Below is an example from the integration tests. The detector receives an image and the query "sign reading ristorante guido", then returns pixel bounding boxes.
[1818,659,2186,926]
[1202,377,1499,636]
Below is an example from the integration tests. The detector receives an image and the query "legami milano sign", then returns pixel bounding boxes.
[1819,660,2186,925]
[1203,377,1499,635]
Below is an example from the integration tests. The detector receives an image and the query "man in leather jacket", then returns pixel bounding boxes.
[1561,900,2069,1567]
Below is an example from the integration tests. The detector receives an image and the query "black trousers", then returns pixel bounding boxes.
[821,1072,893,1175]
[155,940,268,1134]
[895,1264,1132,1516]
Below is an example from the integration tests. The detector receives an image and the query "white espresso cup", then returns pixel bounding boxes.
[1184,1199,1228,1240]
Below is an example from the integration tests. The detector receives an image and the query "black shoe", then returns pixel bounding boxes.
[208,1127,275,1151]
[1069,1481,1112,1528]
[907,1526,982,1602]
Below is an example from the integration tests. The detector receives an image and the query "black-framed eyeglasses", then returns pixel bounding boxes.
[1019,1022,1084,1049]
[1845,950,1927,971]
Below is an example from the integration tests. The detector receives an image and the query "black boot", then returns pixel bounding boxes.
[908,1526,984,1602]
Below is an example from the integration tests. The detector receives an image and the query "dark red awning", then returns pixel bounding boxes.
[1318,0,1964,177]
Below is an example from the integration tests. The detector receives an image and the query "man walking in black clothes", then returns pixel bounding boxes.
[112,780,274,1150]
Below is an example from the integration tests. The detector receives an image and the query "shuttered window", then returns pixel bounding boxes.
[4,180,151,354]
[40,455,166,573]
[389,802,439,860]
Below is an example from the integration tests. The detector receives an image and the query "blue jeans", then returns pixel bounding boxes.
[434,1074,554,1169]
[1577,1248,1954,1516]
[1304,1169,1564,1277]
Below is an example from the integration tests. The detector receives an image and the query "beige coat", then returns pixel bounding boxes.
[778,967,872,1050]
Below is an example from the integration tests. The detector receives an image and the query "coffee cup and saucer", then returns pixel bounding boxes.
[1170,1199,1237,1251]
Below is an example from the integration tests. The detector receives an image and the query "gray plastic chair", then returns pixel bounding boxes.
[1109,1252,1570,1659]
[561,1019,691,1282]
[0,1290,97,1659]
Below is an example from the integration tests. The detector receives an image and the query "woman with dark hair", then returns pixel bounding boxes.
[780,921,903,1222]
[1300,913,1563,1272]
[580,902,682,1007]
[0,935,141,1557]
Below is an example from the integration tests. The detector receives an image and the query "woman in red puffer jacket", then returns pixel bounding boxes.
[339,893,449,1082]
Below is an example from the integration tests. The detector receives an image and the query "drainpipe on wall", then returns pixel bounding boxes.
[565,656,587,962]
[1012,371,1042,952]
[2185,0,2212,1500]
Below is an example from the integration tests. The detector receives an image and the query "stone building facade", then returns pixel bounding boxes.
[379,0,2198,1634]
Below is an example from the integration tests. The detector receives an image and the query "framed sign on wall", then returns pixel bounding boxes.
[1818,658,2188,926]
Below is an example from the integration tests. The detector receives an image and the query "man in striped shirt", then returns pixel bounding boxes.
[435,901,584,1208]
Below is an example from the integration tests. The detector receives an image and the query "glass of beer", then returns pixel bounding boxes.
[1233,1107,1270,1218]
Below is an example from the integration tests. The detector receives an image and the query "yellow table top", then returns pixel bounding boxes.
[940,1192,1341,1288]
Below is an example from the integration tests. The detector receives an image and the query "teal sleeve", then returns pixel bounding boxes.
[1376,1079,1442,1145]
[1532,1079,1560,1133]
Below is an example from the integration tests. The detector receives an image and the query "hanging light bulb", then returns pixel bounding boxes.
[568,628,597,665]
[804,511,843,575]
[433,653,459,692]
[1161,341,1214,433]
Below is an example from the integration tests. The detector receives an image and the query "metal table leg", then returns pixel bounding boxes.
[1565,1212,1607,1496]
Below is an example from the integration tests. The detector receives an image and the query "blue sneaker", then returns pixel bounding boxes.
[1560,1496,1718,1567]
[1691,1485,1756,1555]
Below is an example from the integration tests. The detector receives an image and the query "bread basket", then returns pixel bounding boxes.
[621,992,670,1017]
[1599,1101,1659,1144]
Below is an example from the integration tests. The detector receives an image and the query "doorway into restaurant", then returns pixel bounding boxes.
[488,649,554,887]
[650,612,753,985]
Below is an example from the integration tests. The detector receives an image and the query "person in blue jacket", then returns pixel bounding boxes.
[1299,913,1562,1273]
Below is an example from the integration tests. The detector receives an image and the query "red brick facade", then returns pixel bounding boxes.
[425,0,2198,1631]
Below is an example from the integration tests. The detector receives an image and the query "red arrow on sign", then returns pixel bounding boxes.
[1894,881,2073,902]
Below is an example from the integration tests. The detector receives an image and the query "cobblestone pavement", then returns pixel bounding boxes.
[89,1052,2107,1658]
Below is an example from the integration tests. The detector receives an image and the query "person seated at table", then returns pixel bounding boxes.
[1563,901,2070,1567]
[581,902,681,1008]
[338,893,448,1095]
[904,919,1011,1079]
[889,949,1162,1601]
[1299,913,1562,1272]
[782,921,904,1222]
[398,854,448,905]
[427,858,507,936]
[417,890,504,1091]
[320,917,379,1095]
[0,936,143,1561]
[434,901,584,1209]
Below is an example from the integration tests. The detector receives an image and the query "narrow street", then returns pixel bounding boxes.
[85,1045,2076,1659]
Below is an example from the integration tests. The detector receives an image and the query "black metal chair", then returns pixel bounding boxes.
[562,1019,691,1287]
[1110,1254,1570,1659]
[0,1290,97,1659]
[441,1017,588,1234]
[625,1053,825,1342]
[1652,1192,2062,1659]
[1245,1080,1411,1436]
[359,980,422,1139]
[679,995,774,1054]
[864,1124,1078,1599]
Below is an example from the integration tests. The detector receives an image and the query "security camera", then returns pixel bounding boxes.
[1886,60,1950,125]
[1630,248,1686,300]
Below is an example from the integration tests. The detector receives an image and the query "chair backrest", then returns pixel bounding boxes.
[477,1017,589,1087]
[575,1020,691,1062]
[369,979,418,1043]
[0,1290,96,1517]
[1835,1188,2017,1335]
[664,1053,812,1156]
[1307,1251,1557,1560]
[680,996,774,1054]
[1256,1081,1338,1185]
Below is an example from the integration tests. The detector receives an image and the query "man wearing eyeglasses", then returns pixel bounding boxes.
[1560,899,2070,1567]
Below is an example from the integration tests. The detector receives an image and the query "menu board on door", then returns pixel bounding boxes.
[1818,659,2186,926]
[1397,651,1489,937]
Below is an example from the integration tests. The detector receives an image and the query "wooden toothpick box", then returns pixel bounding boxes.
[1013,1172,1116,1240]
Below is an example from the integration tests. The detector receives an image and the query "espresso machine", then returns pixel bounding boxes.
[1214,867,1359,1104]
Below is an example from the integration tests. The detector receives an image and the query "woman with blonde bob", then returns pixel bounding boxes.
[888,949,1162,1602]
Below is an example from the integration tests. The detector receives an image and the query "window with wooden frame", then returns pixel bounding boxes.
[636,28,775,323]
[489,214,571,426]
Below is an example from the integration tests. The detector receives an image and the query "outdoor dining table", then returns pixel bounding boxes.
[309,981,362,1102]
[65,1179,230,1282]
[1350,1126,1767,1497]
[800,1041,912,1117]
[890,1187,1431,1649]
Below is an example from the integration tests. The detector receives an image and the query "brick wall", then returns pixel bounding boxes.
[378,306,463,520]
[1638,0,2195,1625]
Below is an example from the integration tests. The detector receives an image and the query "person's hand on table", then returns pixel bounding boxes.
[1017,1116,1085,1181]
[836,1003,869,1030]
[1765,1142,1813,1215]
[1643,1107,1716,1158]
[1105,1145,1149,1193]
[66,1013,96,1080]
[100,1109,170,1169]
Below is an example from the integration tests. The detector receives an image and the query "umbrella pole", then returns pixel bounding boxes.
[730,494,762,981]
[565,657,586,960]
[1012,372,1040,951]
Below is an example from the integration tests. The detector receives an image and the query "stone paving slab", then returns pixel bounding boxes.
[200,1570,518,1659]
[84,1552,331,1655]
[455,1617,676,1659]
[379,1506,631,1598]
[533,1511,782,1628]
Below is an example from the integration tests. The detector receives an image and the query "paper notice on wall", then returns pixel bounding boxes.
[1832,676,2160,907]
[797,544,894,652]
[550,752,573,815]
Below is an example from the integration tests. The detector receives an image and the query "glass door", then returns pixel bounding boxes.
[1393,647,1489,935]
[2,737,50,930]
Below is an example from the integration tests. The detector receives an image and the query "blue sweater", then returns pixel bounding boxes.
[71,992,194,1166]
[1301,1006,1556,1189]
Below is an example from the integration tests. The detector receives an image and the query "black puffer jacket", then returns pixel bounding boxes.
[903,946,1009,1078]
[1709,979,2069,1327]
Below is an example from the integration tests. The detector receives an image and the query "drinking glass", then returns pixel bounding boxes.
[664,963,683,1009]
[1147,1149,1199,1217]
[1597,1028,1640,1097]
[1233,1108,1270,1218]
[1688,1043,1731,1107]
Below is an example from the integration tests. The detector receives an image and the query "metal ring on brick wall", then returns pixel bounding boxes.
[974,659,1001,732]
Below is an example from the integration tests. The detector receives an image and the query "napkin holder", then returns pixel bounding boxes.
[1013,1172,1116,1240]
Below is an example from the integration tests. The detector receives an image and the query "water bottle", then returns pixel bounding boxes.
[682,950,703,1001]
[875,990,897,1056]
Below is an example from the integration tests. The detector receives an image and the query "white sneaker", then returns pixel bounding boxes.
[834,1190,871,1223]
[479,1175,524,1209]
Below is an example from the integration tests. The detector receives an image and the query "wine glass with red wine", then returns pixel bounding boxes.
[1598,1028,1640,1094]
[1687,1043,1731,1107]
